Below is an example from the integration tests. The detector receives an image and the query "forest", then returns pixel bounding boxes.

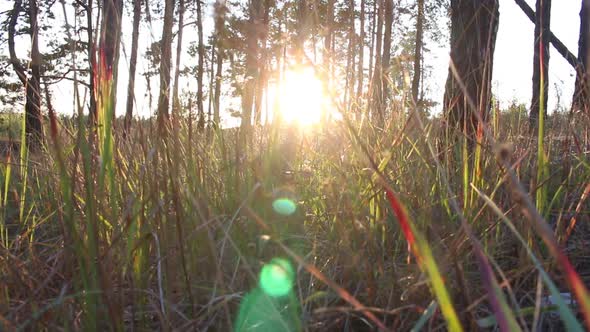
[1,0,590,330]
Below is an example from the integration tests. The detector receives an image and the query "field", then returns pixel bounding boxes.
[0,103,588,331]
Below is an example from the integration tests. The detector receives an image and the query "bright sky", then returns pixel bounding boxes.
[427,0,580,114]
[1,0,582,121]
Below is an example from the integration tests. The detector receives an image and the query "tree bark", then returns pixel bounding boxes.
[573,0,590,114]
[196,0,206,131]
[412,0,424,104]
[444,0,499,140]
[356,0,365,113]
[85,0,97,122]
[213,0,226,128]
[370,0,384,122]
[157,0,175,134]
[8,0,43,145]
[172,0,185,120]
[381,0,393,106]
[241,0,262,132]
[124,0,142,135]
[529,0,551,130]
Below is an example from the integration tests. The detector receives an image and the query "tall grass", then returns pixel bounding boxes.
[0,87,589,331]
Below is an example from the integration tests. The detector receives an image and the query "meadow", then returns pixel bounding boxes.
[0,99,589,331]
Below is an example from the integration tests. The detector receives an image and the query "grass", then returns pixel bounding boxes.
[0,96,589,331]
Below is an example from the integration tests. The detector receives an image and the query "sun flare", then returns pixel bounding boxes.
[274,67,330,126]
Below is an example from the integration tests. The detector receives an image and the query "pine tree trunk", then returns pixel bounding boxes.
[356,0,365,115]
[8,0,43,145]
[530,0,551,130]
[381,0,393,107]
[573,0,590,114]
[213,0,226,128]
[86,0,97,123]
[197,0,206,131]
[443,0,499,141]
[157,0,175,134]
[124,0,142,135]
[241,0,262,132]
[412,0,424,104]
[172,0,185,119]
[370,0,384,122]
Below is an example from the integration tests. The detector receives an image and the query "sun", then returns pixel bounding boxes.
[275,67,330,126]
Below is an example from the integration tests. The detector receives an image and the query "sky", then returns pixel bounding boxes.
[1,0,583,122]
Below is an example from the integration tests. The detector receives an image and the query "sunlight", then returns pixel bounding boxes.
[275,67,329,125]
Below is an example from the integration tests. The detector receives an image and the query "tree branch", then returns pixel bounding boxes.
[513,0,579,69]
[8,0,27,85]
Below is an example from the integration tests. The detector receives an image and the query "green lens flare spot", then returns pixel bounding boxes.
[272,198,296,216]
[259,258,294,297]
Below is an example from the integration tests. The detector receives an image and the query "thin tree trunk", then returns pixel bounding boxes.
[368,0,377,87]
[573,0,590,114]
[530,0,551,130]
[241,0,262,132]
[213,0,226,128]
[381,0,393,107]
[412,0,424,104]
[124,0,142,135]
[444,0,499,141]
[197,0,205,131]
[370,0,384,122]
[8,0,43,145]
[86,0,97,122]
[356,0,365,114]
[254,0,271,125]
[157,0,175,134]
[172,0,185,120]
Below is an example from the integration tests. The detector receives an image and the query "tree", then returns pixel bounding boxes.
[196,0,206,131]
[573,0,590,114]
[443,0,499,141]
[412,0,425,104]
[529,0,551,130]
[356,0,365,113]
[240,0,263,132]
[172,0,186,122]
[8,0,43,145]
[370,0,384,122]
[381,0,394,107]
[124,0,142,134]
[157,0,176,134]
[213,0,227,128]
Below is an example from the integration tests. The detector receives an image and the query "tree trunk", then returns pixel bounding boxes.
[412,0,424,104]
[573,0,590,114]
[356,0,365,114]
[443,0,499,140]
[196,0,206,131]
[529,0,551,130]
[8,0,43,145]
[344,0,356,109]
[124,0,142,135]
[213,1,226,128]
[86,0,97,122]
[254,0,271,125]
[241,0,262,132]
[157,0,175,134]
[172,0,185,119]
[370,0,384,122]
[381,0,393,107]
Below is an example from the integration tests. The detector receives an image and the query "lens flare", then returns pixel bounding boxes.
[272,198,297,216]
[259,258,294,297]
